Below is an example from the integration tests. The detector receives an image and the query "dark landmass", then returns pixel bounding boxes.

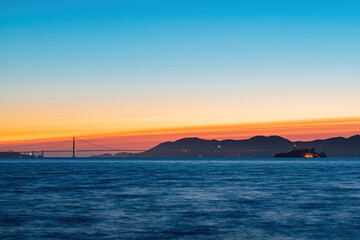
[92,134,360,158]
[0,151,43,158]
[91,153,114,158]
[91,152,133,158]
[274,147,327,158]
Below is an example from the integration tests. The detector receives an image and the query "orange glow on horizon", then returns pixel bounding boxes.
[1,116,360,151]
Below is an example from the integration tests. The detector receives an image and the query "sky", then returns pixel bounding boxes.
[1,0,360,151]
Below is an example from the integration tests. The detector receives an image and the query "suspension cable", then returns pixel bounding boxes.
[76,138,118,150]
[44,138,72,151]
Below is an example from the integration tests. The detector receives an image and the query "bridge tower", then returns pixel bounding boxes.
[72,137,76,158]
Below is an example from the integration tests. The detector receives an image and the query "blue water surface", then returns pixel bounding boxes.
[0,158,359,239]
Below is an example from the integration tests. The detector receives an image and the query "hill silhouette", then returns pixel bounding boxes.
[92,134,360,158]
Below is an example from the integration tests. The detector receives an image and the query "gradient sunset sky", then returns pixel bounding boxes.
[1,1,360,150]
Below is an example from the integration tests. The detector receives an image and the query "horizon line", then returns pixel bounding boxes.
[1,116,360,150]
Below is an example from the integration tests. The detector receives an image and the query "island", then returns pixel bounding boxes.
[274,147,327,158]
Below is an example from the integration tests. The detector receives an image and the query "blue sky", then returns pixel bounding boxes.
[2,1,359,90]
[1,0,360,142]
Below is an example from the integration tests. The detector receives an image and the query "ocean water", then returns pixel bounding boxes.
[0,158,359,240]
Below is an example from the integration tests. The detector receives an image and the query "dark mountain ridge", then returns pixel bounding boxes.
[92,134,360,158]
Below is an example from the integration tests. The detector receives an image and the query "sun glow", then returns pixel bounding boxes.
[1,117,359,151]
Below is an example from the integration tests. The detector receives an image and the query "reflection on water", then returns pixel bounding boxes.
[0,158,359,239]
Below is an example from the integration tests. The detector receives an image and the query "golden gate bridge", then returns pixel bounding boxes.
[2,137,147,158]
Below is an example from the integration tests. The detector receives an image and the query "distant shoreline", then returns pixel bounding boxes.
[90,135,360,159]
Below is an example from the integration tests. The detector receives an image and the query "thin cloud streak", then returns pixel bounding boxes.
[2,117,359,151]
